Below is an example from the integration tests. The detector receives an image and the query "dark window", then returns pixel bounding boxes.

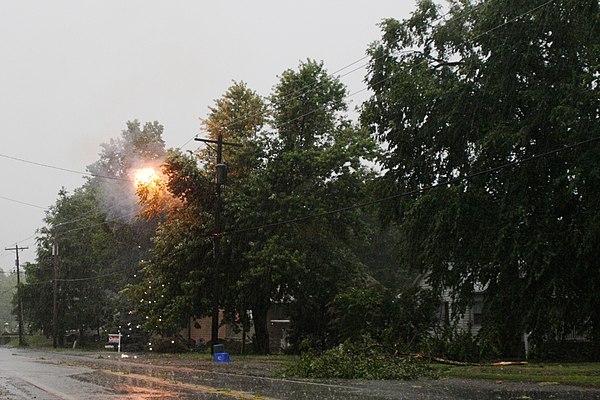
[444,301,450,326]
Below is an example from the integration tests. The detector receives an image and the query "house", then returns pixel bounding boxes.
[415,273,484,336]
[434,287,484,336]
[180,305,291,353]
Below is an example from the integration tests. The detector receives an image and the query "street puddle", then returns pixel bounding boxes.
[114,384,179,399]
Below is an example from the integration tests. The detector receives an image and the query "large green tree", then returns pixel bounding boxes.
[228,60,376,352]
[22,120,165,345]
[130,82,267,339]
[361,0,600,357]
[128,150,214,336]
[22,187,114,344]
[0,269,18,332]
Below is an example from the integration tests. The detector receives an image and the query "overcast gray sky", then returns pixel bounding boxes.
[0,1,416,268]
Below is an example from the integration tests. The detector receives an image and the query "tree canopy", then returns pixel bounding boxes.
[361,0,600,357]
[225,60,377,351]
[22,120,165,345]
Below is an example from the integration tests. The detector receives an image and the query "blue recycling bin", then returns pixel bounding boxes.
[214,352,230,362]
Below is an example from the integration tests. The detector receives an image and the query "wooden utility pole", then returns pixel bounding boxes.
[195,134,242,353]
[5,244,28,346]
[52,236,59,348]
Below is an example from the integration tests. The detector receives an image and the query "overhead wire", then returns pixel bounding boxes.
[34,132,596,283]
[0,0,484,218]
[0,5,454,248]
[22,264,140,286]
[220,136,600,238]
[0,155,137,245]
[0,195,46,210]
[11,0,562,283]
[179,2,483,150]
[0,152,132,182]
[33,0,565,276]
[275,0,559,131]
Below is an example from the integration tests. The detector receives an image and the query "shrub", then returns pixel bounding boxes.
[330,285,438,351]
[281,337,433,380]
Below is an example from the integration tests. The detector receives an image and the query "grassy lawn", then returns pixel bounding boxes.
[7,337,598,388]
[435,363,600,388]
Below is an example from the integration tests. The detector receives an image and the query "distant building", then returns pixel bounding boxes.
[181,305,291,354]
[416,273,485,336]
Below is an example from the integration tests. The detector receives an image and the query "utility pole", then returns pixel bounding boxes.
[52,236,59,348]
[195,133,242,353]
[5,244,28,346]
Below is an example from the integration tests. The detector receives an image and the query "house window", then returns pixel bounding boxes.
[472,299,483,326]
[443,301,450,326]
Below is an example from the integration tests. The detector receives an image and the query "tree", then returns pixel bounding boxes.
[201,81,267,179]
[22,187,114,344]
[228,60,376,352]
[202,82,268,348]
[22,120,166,346]
[129,83,267,340]
[128,150,214,336]
[331,285,437,350]
[0,269,18,332]
[361,0,600,357]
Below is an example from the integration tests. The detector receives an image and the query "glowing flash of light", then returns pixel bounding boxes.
[133,167,162,193]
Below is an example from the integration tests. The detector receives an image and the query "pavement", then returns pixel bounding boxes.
[2,347,600,399]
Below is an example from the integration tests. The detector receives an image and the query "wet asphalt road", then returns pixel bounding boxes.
[1,347,599,399]
[0,347,115,399]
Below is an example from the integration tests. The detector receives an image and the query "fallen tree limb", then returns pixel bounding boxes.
[492,361,529,366]
[412,354,473,366]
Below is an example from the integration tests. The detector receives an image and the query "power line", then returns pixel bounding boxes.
[0,152,132,182]
[179,1,487,150]
[27,114,565,267]
[277,0,559,132]
[0,195,47,210]
[219,136,600,238]
[2,0,562,257]
[9,0,577,295]
[23,265,137,286]
[182,0,553,151]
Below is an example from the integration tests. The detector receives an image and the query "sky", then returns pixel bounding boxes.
[0,1,417,269]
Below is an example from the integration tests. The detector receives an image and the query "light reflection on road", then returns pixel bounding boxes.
[114,385,179,399]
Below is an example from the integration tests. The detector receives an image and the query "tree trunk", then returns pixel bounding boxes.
[252,302,270,354]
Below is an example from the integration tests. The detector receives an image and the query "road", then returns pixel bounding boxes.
[0,347,115,399]
[0,347,599,399]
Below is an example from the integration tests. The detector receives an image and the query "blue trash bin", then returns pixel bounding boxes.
[214,352,230,362]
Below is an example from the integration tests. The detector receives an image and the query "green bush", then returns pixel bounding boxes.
[330,285,438,351]
[281,337,433,380]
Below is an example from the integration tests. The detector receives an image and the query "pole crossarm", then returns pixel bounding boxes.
[194,137,244,147]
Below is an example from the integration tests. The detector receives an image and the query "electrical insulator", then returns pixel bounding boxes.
[216,163,227,185]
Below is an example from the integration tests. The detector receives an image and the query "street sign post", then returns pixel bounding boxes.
[108,333,122,353]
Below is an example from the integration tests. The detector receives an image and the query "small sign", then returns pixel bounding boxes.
[108,334,121,344]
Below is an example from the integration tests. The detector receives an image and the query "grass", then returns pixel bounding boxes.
[3,334,109,351]
[21,334,54,347]
[435,362,600,388]
[6,337,598,388]
[3,334,52,348]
